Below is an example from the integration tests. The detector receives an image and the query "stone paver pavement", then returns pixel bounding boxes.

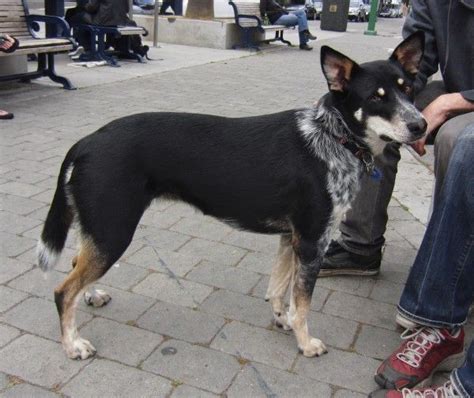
[1,17,472,398]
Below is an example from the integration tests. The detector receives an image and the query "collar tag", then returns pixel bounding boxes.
[370,167,382,181]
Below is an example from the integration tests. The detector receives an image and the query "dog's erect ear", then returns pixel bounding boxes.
[321,46,358,92]
[390,31,425,76]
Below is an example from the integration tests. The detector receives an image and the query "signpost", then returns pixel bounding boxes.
[364,0,379,36]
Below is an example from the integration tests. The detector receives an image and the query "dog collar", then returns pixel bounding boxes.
[338,136,377,177]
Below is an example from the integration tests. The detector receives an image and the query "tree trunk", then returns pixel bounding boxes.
[185,0,214,19]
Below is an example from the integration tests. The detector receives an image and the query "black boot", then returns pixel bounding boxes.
[303,30,317,40]
[299,43,313,51]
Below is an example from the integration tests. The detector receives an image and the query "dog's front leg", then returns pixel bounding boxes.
[288,240,327,357]
[266,234,296,330]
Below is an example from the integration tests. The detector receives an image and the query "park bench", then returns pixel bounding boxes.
[70,23,148,67]
[229,1,292,51]
[0,0,76,89]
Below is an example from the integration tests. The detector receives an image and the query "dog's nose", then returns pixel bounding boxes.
[407,119,427,137]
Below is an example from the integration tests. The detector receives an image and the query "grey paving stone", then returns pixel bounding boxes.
[0,182,45,198]
[227,362,332,398]
[201,290,273,328]
[186,261,261,294]
[0,324,21,348]
[137,300,225,344]
[324,291,398,331]
[0,334,89,388]
[237,251,275,275]
[61,359,172,398]
[294,347,381,394]
[0,373,8,391]
[7,269,64,301]
[137,209,182,229]
[79,318,163,366]
[0,212,40,235]
[251,275,330,312]
[389,220,426,238]
[211,321,297,370]
[0,194,45,216]
[221,230,279,254]
[354,325,401,360]
[383,243,418,266]
[0,383,60,398]
[99,262,150,290]
[142,339,240,394]
[171,384,218,398]
[178,238,247,266]
[370,279,405,306]
[162,202,202,217]
[307,311,359,350]
[126,246,200,277]
[79,285,156,323]
[1,297,92,343]
[135,227,191,251]
[333,389,367,398]
[316,275,376,298]
[132,273,213,308]
[170,217,233,241]
[0,286,28,313]
[0,232,36,258]
[388,206,416,221]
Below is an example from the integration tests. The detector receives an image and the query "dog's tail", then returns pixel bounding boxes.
[37,147,77,273]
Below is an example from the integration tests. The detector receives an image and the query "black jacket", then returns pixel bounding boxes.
[84,0,130,26]
[259,0,288,24]
[403,0,474,101]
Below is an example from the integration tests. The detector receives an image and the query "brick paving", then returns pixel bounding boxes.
[1,18,472,397]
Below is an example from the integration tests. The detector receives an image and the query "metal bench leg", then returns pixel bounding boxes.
[46,53,76,90]
[279,31,292,46]
[97,31,120,67]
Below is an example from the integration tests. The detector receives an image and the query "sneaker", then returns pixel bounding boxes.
[299,43,313,51]
[375,327,465,390]
[319,240,382,277]
[369,380,462,397]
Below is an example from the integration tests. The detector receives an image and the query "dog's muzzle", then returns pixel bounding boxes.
[407,118,427,140]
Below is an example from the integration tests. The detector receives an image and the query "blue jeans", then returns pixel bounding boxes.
[397,125,474,396]
[274,10,309,45]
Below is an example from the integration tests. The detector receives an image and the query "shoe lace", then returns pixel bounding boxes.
[396,327,445,368]
[401,381,460,397]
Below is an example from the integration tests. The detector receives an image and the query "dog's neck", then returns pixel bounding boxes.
[297,105,375,175]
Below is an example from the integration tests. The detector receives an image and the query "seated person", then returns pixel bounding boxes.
[259,0,317,50]
[66,0,148,57]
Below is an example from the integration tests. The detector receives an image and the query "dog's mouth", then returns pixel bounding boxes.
[380,135,393,142]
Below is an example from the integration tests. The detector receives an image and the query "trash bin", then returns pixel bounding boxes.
[320,0,350,32]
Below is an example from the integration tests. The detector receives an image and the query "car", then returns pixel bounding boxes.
[348,0,368,22]
[379,2,403,17]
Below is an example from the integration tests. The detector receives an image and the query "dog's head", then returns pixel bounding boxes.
[320,32,427,152]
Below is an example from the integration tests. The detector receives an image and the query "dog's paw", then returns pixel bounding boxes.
[65,337,96,360]
[299,338,328,358]
[84,289,111,307]
[274,312,292,331]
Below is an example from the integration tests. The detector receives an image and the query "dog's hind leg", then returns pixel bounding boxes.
[72,255,111,308]
[265,234,295,330]
[288,237,328,358]
[54,237,111,359]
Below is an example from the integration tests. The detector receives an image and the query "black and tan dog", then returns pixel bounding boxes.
[38,32,426,360]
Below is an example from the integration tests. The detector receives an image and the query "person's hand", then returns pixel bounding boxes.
[411,93,474,156]
[0,35,15,51]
